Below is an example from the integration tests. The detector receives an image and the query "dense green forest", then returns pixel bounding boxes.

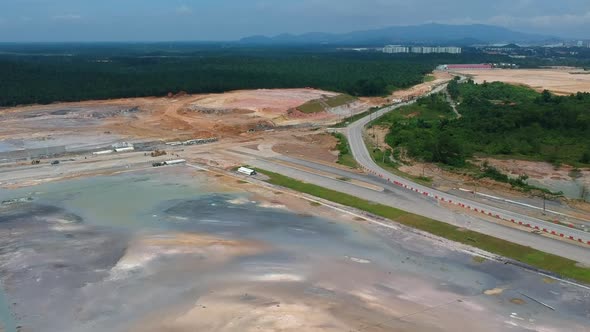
[0,46,439,106]
[377,80,590,167]
[0,43,557,106]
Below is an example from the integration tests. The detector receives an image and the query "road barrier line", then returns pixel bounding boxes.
[361,165,590,245]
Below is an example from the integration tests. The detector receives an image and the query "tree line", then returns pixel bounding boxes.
[0,50,439,106]
[3,42,561,107]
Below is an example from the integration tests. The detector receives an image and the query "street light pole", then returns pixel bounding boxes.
[542,194,546,215]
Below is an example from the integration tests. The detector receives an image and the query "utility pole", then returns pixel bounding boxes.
[542,193,547,215]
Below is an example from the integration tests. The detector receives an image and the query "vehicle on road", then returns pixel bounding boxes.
[238,167,257,176]
[51,160,60,165]
[153,159,186,167]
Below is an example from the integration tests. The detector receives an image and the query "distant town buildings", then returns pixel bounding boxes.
[383,45,410,53]
[383,45,462,54]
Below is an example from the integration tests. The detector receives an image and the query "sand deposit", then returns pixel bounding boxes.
[453,68,590,95]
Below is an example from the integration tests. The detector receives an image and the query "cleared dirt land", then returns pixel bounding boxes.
[361,70,453,106]
[0,88,358,148]
[453,68,590,95]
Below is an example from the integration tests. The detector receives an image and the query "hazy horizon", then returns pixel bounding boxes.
[0,0,589,42]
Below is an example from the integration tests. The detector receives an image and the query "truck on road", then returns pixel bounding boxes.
[152,159,187,167]
[237,167,257,176]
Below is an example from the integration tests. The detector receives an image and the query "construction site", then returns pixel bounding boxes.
[1,71,590,332]
[452,67,590,95]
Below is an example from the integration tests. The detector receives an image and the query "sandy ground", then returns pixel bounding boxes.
[361,71,453,106]
[187,89,338,116]
[272,133,339,164]
[0,88,349,148]
[113,233,268,274]
[452,68,590,95]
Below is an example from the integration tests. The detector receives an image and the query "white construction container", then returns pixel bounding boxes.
[165,159,186,165]
[115,147,135,153]
[238,167,256,176]
[93,150,114,155]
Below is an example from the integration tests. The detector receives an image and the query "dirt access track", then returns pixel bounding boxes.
[452,68,590,95]
[361,70,453,105]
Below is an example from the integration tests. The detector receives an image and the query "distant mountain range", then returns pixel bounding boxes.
[239,24,555,46]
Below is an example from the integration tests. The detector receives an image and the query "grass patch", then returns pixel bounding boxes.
[237,180,248,184]
[377,94,453,124]
[297,100,325,114]
[368,147,434,187]
[255,168,590,285]
[298,94,357,114]
[338,154,358,169]
[332,106,384,128]
[325,94,356,107]
[309,201,322,207]
[332,132,358,169]
[424,74,436,82]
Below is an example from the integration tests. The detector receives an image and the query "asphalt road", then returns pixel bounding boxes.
[246,156,590,265]
[344,84,590,252]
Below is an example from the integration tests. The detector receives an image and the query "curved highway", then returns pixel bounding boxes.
[345,84,590,247]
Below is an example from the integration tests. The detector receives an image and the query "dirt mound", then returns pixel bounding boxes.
[188,89,339,115]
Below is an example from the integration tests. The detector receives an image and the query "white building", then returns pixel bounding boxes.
[410,46,422,53]
[404,46,461,54]
[383,45,410,53]
[438,46,462,54]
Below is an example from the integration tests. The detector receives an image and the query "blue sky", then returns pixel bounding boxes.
[0,0,589,41]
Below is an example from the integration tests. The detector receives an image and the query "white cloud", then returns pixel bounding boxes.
[176,5,192,15]
[488,11,590,28]
[435,10,590,37]
[442,11,590,29]
[52,14,82,21]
